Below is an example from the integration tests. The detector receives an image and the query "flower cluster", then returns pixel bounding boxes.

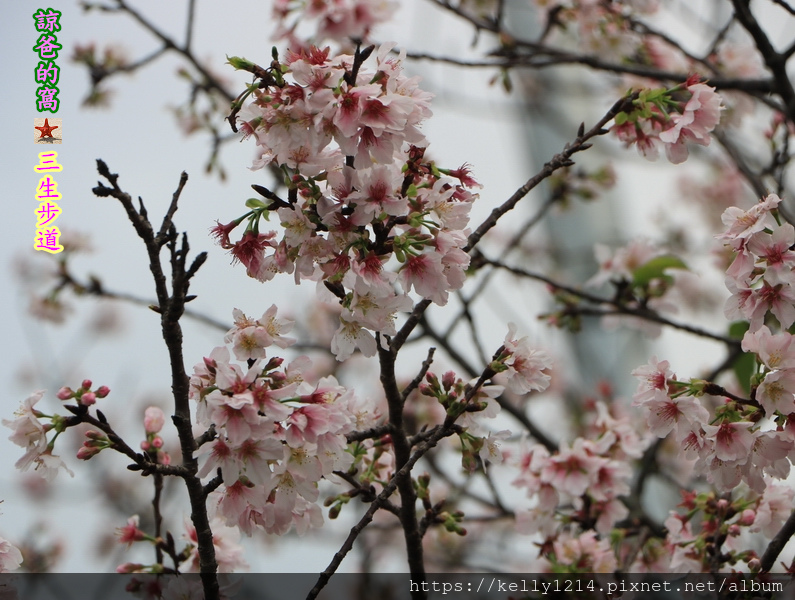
[612,76,724,164]
[632,355,792,493]
[534,530,618,573]
[190,308,381,536]
[3,390,73,482]
[627,193,795,514]
[720,194,795,330]
[658,482,793,572]
[273,0,397,45]
[220,45,479,360]
[493,323,553,395]
[513,402,645,538]
[536,0,658,64]
[575,238,691,336]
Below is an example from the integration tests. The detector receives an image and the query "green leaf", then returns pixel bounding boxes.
[245,197,267,209]
[632,255,688,286]
[728,321,754,395]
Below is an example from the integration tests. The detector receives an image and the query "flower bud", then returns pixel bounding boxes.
[442,371,456,390]
[95,386,110,398]
[81,392,97,406]
[264,357,284,371]
[81,379,93,390]
[56,387,73,400]
[116,563,145,574]
[226,55,255,71]
[151,436,164,449]
[144,406,166,433]
[739,509,755,526]
[77,444,102,460]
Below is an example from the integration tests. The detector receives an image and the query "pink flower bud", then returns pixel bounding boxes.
[717,499,729,512]
[442,371,456,389]
[265,356,284,370]
[81,379,93,390]
[77,444,102,460]
[116,563,145,574]
[158,452,171,465]
[95,386,110,398]
[85,430,105,440]
[56,387,73,400]
[81,392,97,406]
[151,436,164,449]
[728,524,740,536]
[740,509,755,526]
[140,440,151,451]
[144,406,166,433]
[748,557,761,571]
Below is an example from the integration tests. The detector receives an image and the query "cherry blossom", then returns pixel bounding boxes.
[718,194,781,243]
[0,536,22,572]
[703,421,754,463]
[630,355,674,404]
[497,323,552,394]
[3,391,49,469]
[273,0,398,45]
[117,515,147,547]
[182,517,248,573]
[658,82,724,164]
[539,531,618,573]
[756,369,795,416]
[612,79,724,164]
[752,481,795,537]
[644,395,709,438]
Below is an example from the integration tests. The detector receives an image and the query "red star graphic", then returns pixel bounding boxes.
[35,118,58,139]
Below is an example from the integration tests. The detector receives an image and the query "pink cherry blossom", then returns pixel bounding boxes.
[546,531,618,573]
[498,323,553,394]
[0,536,22,572]
[630,356,674,405]
[747,223,795,284]
[195,437,243,485]
[644,395,709,438]
[741,326,795,370]
[756,369,795,416]
[752,481,795,537]
[399,252,448,305]
[3,391,48,469]
[229,231,277,280]
[703,421,754,462]
[659,82,723,164]
[587,238,660,287]
[706,456,746,491]
[747,280,795,331]
[182,517,248,572]
[717,194,781,242]
[330,312,378,360]
[117,515,147,547]
[540,439,603,497]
